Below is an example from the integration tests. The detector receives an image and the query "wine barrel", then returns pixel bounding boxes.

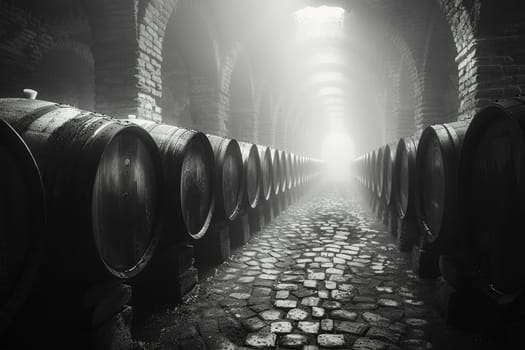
[415,120,468,249]
[375,146,385,198]
[459,97,525,303]
[257,145,273,201]
[382,142,397,206]
[129,119,215,240]
[285,152,293,190]
[291,154,298,188]
[370,150,377,194]
[0,118,46,333]
[207,135,244,221]
[0,98,163,285]
[279,150,288,193]
[270,148,281,196]
[238,141,261,209]
[394,136,418,219]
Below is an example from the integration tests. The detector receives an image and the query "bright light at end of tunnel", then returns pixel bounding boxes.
[293,6,345,39]
[321,132,354,183]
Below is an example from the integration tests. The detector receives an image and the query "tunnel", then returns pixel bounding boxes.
[1,0,525,349]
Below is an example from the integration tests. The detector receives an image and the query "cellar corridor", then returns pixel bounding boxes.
[3,0,525,349]
[132,185,486,350]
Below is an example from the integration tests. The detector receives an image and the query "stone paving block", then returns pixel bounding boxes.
[318,290,330,299]
[334,321,369,335]
[366,326,401,344]
[322,300,342,310]
[260,309,283,321]
[276,290,290,299]
[279,333,308,348]
[241,317,266,332]
[274,300,298,309]
[377,298,401,308]
[245,332,277,348]
[308,272,326,280]
[286,308,309,320]
[352,337,388,350]
[270,321,293,334]
[330,309,358,321]
[298,321,320,334]
[321,319,334,331]
[233,308,257,319]
[317,334,346,348]
[405,318,428,327]
[301,296,320,307]
[303,280,318,288]
[312,306,325,318]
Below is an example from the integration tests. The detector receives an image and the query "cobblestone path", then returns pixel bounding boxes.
[135,187,482,350]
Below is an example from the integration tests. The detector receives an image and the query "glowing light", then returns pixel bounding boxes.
[318,87,345,97]
[321,132,354,183]
[293,6,345,39]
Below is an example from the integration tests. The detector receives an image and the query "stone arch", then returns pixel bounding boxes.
[160,0,221,131]
[255,84,275,146]
[223,43,256,142]
[415,3,460,129]
[395,59,418,137]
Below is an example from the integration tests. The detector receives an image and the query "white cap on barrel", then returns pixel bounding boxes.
[23,89,38,99]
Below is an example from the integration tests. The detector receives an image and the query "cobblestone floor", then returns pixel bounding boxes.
[134,185,490,350]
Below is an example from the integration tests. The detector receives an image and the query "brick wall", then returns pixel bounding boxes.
[0,1,95,109]
[436,0,525,121]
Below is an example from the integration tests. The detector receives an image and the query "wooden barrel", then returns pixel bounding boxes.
[130,119,215,240]
[394,136,418,219]
[279,150,288,193]
[257,145,273,201]
[292,154,298,188]
[207,135,244,221]
[239,142,261,209]
[0,118,46,333]
[415,121,468,249]
[270,148,281,196]
[370,150,377,194]
[285,152,293,190]
[0,98,163,286]
[382,143,397,206]
[458,97,525,302]
[375,146,385,198]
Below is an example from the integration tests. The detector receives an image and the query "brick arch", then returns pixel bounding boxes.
[222,42,257,141]
[31,39,95,110]
[436,0,480,120]
[159,0,222,131]
[254,81,275,146]
[414,2,460,129]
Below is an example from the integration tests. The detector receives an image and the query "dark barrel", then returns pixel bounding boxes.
[130,119,215,240]
[207,135,244,221]
[291,154,298,189]
[370,150,377,195]
[394,136,418,219]
[459,97,525,302]
[285,152,293,190]
[382,142,397,206]
[375,146,385,198]
[270,148,281,195]
[279,150,288,193]
[0,118,46,333]
[238,141,261,209]
[257,145,273,201]
[415,121,468,248]
[0,98,163,285]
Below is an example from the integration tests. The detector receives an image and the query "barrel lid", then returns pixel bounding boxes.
[459,100,525,302]
[0,118,46,333]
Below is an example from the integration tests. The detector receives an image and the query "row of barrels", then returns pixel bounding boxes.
[353,97,525,310]
[0,97,321,334]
